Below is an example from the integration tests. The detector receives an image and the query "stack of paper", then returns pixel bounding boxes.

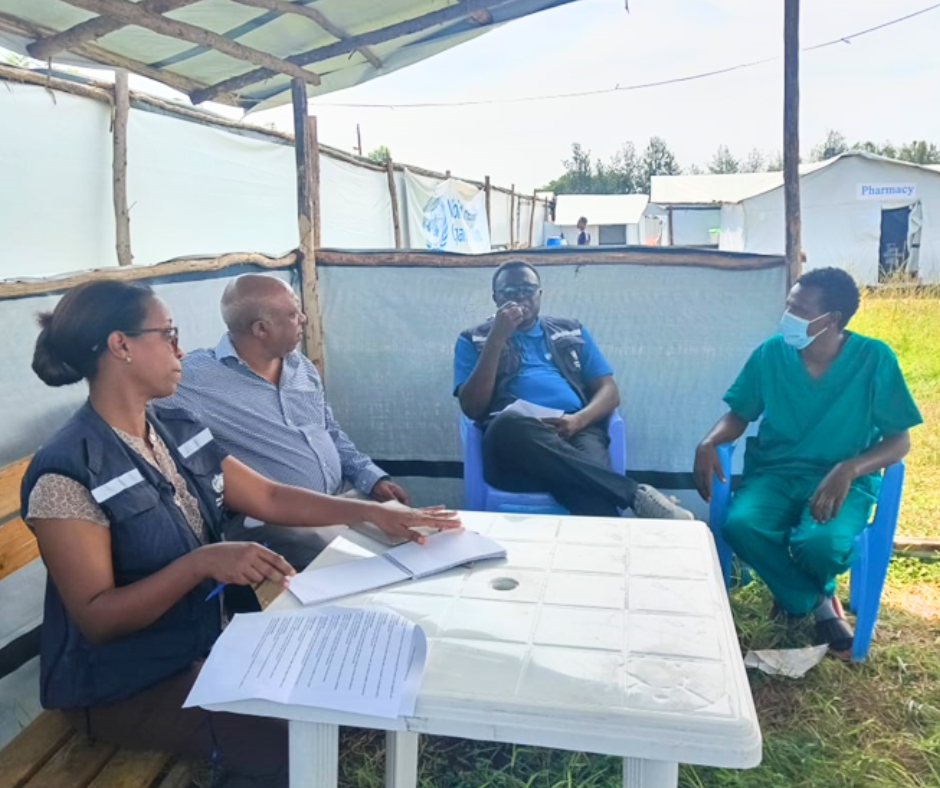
[184,606,426,719]
[288,529,506,606]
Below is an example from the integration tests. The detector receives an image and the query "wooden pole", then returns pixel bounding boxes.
[111,69,132,267]
[28,0,201,60]
[191,0,505,103]
[386,158,402,249]
[667,206,674,247]
[527,190,537,247]
[484,175,492,236]
[784,0,802,288]
[509,185,515,248]
[292,79,324,374]
[57,0,321,88]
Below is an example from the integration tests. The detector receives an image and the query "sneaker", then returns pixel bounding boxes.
[632,484,694,520]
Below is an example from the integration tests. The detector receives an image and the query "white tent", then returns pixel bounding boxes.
[651,153,940,284]
[552,194,650,246]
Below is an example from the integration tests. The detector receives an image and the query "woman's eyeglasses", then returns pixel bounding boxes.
[124,326,180,351]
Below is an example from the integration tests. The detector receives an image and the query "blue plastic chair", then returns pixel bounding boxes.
[708,442,905,661]
[460,411,626,515]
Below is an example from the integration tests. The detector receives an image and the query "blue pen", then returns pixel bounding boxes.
[205,542,270,602]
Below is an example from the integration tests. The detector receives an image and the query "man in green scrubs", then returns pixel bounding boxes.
[693,267,922,654]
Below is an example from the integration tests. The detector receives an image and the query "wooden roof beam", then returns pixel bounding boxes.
[230,0,382,68]
[190,0,507,104]
[27,0,202,61]
[56,0,321,86]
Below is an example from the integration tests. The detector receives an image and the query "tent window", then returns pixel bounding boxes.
[599,225,627,245]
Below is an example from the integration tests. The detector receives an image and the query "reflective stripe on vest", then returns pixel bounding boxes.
[91,468,145,503]
[177,428,213,458]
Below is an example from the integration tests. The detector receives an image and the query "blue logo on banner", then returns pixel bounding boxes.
[423,198,449,249]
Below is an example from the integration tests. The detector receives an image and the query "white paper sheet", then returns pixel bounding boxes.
[288,555,410,606]
[385,530,506,578]
[494,399,564,420]
[184,607,427,718]
[744,645,829,679]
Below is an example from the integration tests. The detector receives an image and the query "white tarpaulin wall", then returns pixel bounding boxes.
[718,155,940,284]
[0,81,545,278]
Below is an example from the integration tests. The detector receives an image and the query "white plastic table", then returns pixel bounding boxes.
[204,512,762,787]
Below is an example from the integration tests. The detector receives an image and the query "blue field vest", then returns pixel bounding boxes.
[459,316,590,424]
[21,402,227,710]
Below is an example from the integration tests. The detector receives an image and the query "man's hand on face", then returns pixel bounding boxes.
[490,301,526,344]
[370,478,411,506]
[542,413,584,440]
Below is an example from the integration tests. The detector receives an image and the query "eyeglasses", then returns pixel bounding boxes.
[124,326,180,351]
[496,284,540,301]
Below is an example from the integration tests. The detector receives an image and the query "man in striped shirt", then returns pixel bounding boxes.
[157,274,409,568]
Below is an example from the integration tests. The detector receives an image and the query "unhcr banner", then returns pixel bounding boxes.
[404,170,491,253]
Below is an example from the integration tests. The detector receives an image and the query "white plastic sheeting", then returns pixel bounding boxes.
[319,261,784,483]
[0,89,117,273]
[0,82,541,278]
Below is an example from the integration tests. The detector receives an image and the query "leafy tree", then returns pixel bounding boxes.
[601,142,641,193]
[366,145,391,164]
[637,136,680,194]
[741,148,766,173]
[811,129,849,162]
[766,151,784,172]
[897,140,940,165]
[708,145,739,174]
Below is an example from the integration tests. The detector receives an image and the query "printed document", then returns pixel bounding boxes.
[184,607,426,719]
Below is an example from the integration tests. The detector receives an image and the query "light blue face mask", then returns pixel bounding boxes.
[779,310,830,350]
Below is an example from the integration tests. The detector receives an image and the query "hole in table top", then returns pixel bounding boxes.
[490,577,519,592]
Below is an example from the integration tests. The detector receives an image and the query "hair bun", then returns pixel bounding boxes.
[32,312,83,387]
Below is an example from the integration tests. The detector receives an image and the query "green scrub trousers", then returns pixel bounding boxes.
[721,332,922,615]
[722,474,875,614]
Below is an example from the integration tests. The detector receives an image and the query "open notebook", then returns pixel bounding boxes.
[288,530,505,606]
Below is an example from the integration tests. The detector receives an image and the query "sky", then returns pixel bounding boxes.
[245,0,940,191]
[8,0,940,193]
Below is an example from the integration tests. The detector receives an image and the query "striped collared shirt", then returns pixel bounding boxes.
[156,333,385,496]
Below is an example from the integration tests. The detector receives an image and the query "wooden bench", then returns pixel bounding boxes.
[0,458,194,788]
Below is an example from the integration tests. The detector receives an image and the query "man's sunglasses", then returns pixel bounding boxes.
[496,284,540,301]
[123,326,180,351]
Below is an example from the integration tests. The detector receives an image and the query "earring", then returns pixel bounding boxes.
[125,356,132,363]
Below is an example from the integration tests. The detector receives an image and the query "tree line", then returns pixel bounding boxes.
[543,130,940,195]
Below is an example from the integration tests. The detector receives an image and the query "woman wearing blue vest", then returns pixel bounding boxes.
[22,280,458,787]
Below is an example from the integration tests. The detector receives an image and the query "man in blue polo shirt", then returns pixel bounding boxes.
[454,261,692,519]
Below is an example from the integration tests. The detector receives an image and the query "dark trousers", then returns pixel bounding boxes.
[64,662,288,788]
[482,411,638,517]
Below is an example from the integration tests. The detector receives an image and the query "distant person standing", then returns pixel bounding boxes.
[577,217,591,246]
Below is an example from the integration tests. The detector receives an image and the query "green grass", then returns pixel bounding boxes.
[851,291,940,540]
[328,560,940,788]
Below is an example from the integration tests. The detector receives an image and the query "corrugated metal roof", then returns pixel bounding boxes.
[0,0,583,112]
[554,194,650,225]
